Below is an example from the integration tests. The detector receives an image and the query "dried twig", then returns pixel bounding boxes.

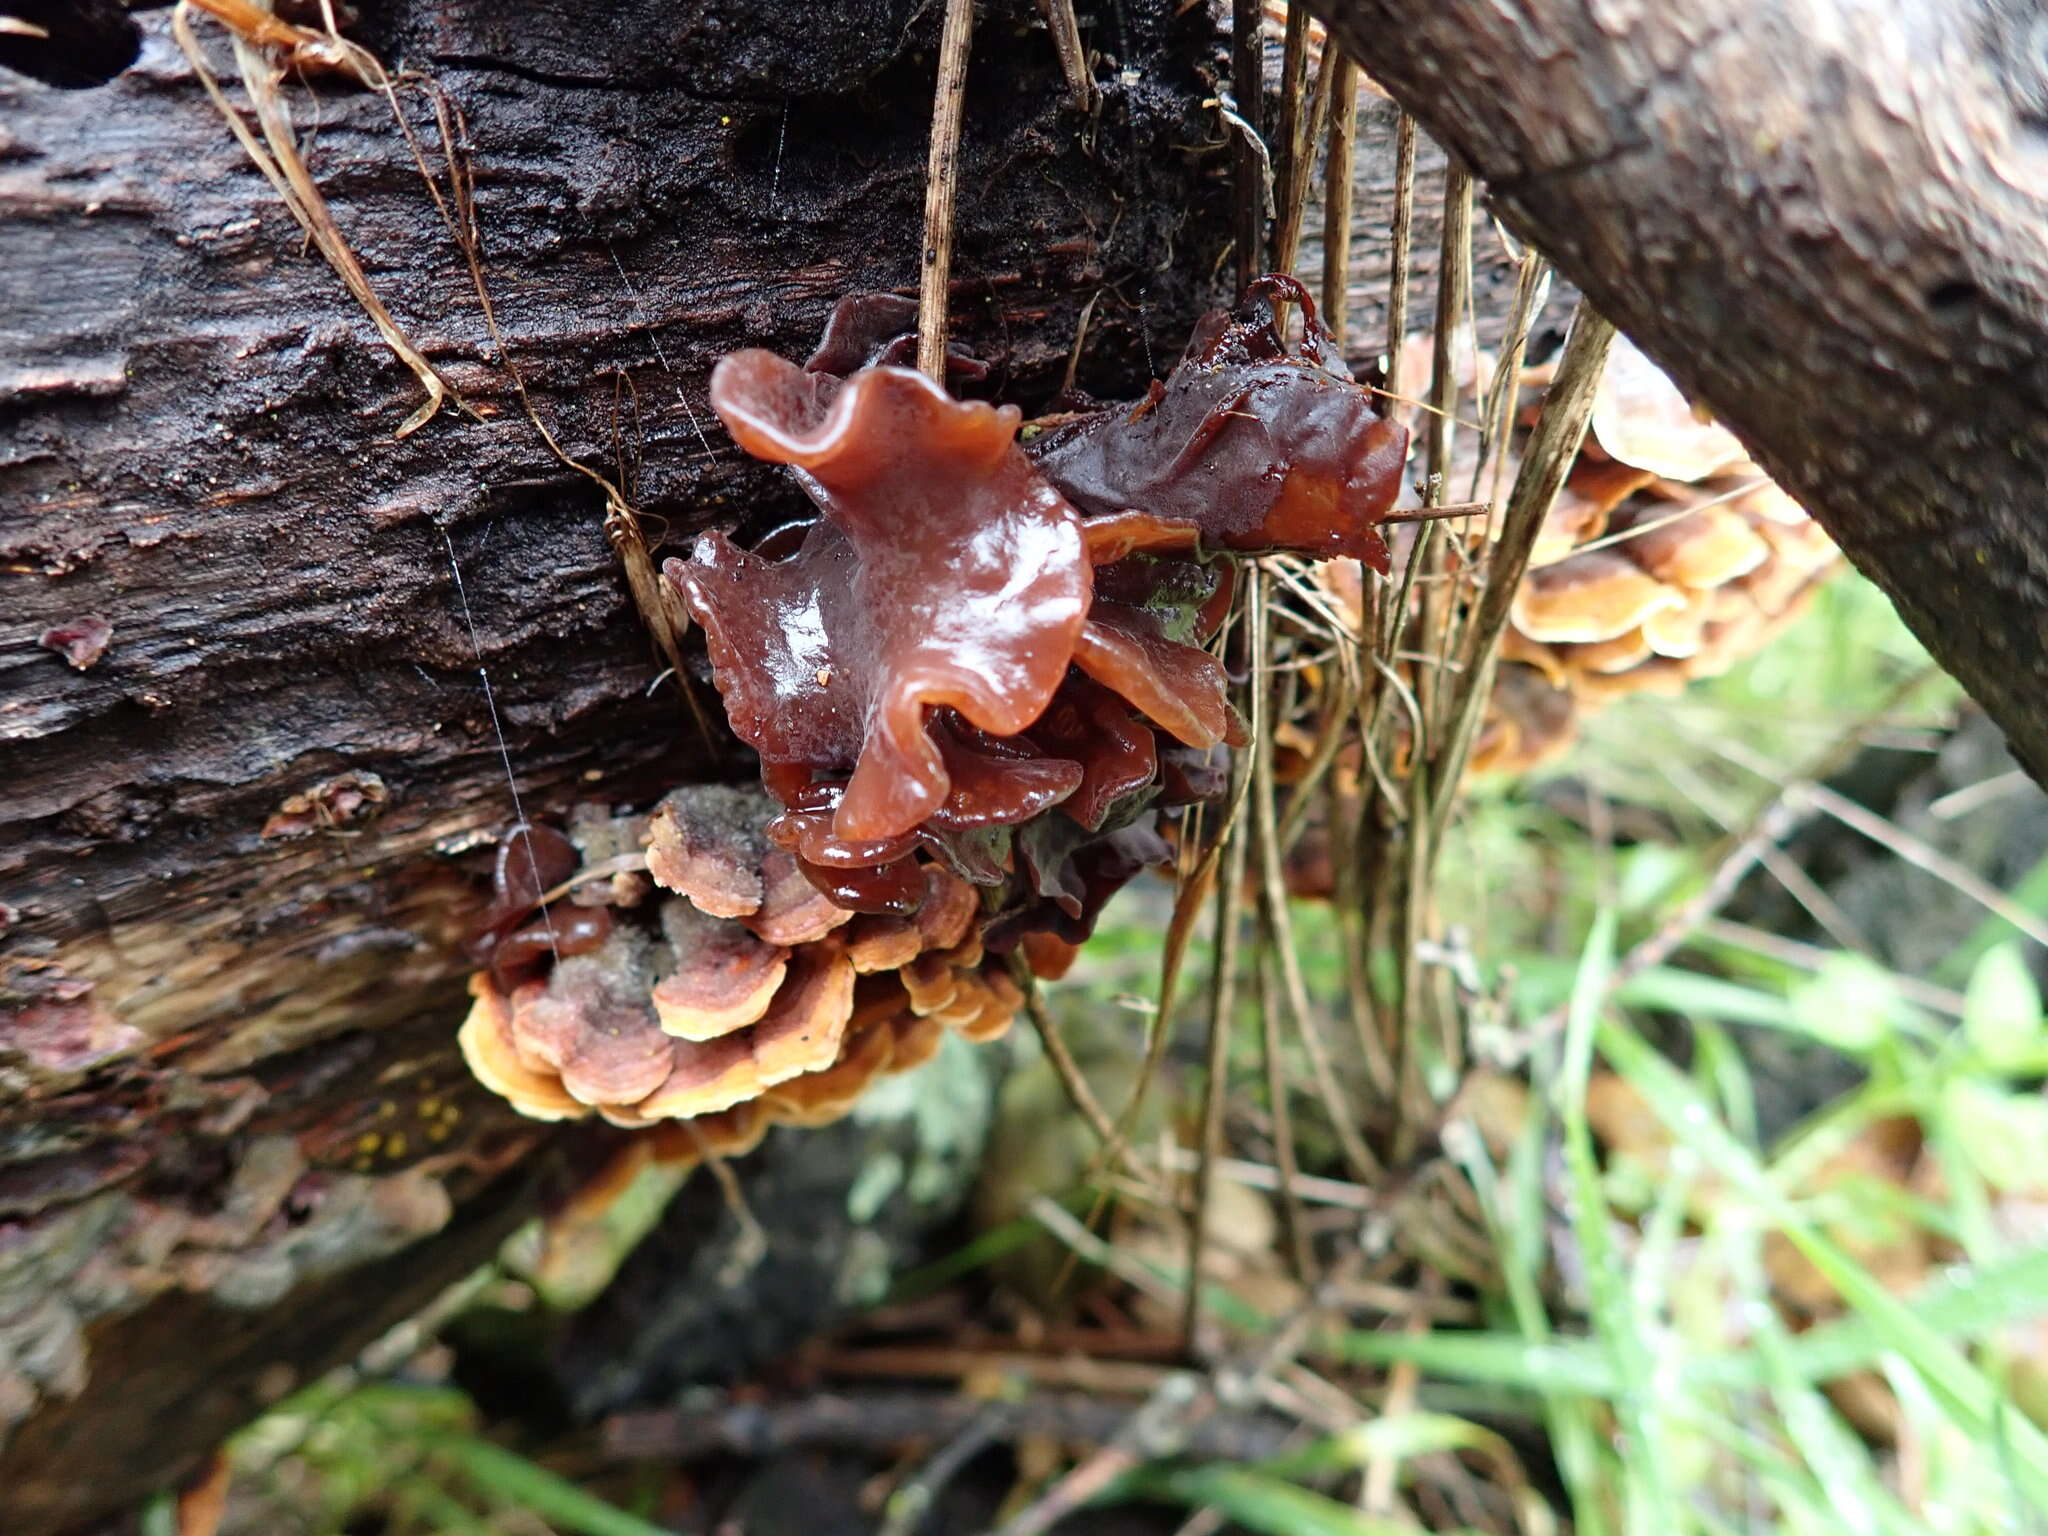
[174,0,459,436]
[917,0,976,381]
[1320,54,1360,349]
[1015,962,1163,1193]
[1036,0,1096,112]
[1183,786,1251,1353]
[604,1387,1293,1465]
[1272,4,1310,251]
[1275,48,1338,278]
[1229,0,1266,289]
[1381,111,1418,402]
[1429,300,1614,845]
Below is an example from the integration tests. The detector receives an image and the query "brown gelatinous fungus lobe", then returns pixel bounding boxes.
[672,354,1092,844]
[38,614,112,670]
[463,281,1409,1156]
[1028,275,1410,572]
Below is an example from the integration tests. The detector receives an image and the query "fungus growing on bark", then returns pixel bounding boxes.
[38,614,113,671]
[662,278,1400,921]
[677,355,1092,844]
[1287,330,1842,785]
[462,280,1404,1160]
[1589,334,1746,481]
[1028,275,1407,570]
[1510,551,1686,645]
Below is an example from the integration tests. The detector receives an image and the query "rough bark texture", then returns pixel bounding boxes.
[0,3,1239,1527]
[1318,0,2048,781]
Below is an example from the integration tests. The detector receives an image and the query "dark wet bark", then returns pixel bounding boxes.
[0,2,1236,1527]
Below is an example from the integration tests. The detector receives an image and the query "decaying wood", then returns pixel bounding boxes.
[0,2,1235,1526]
[0,1,1720,1526]
[1317,0,2048,783]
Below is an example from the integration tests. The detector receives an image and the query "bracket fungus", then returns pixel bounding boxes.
[1303,338,1841,786]
[460,785,1024,1157]
[459,281,1409,1161]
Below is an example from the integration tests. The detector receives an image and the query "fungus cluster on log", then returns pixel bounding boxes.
[457,279,1409,1150]
[1301,334,1840,782]
[1479,337,1839,772]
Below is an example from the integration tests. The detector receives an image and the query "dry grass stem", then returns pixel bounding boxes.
[1320,54,1360,347]
[1036,0,1096,112]
[917,0,976,381]
[175,0,457,436]
[1230,0,1267,288]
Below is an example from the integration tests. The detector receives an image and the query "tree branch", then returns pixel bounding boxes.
[1317,0,2048,779]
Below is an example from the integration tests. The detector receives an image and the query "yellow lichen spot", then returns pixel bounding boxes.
[378,1102,398,1119]
[428,1123,452,1143]
[357,1132,383,1155]
[386,1133,409,1160]
[420,1098,443,1118]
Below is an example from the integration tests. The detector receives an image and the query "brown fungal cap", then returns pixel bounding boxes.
[762,1020,897,1127]
[1556,627,1654,676]
[635,943,854,1119]
[508,930,676,1109]
[886,1011,947,1075]
[744,848,856,946]
[456,974,587,1122]
[1613,504,1770,589]
[843,914,924,974]
[644,784,773,917]
[1510,550,1685,644]
[1590,334,1745,481]
[651,898,789,1041]
[1528,461,1652,567]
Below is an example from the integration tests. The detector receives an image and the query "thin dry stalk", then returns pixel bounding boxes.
[1015,962,1163,1192]
[175,0,456,436]
[1230,0,1267,289]
[917,0,975,381]
[1320,55,1359,349]
[1036,0,1095,112]
[1381,112,1418,401]
[1254,943,1314,1283]
[1272,4,1310,252]
[1415,163,1472,730]
[1251,590,1393,1137]
[1467,250,1551,508]
[1386,163,1474,1155]
[1182,779,1252,1353]
[683,1121,769,1287]
[402,86,719,750]
[1273,39,1336,275]
[1429,303,1616,845]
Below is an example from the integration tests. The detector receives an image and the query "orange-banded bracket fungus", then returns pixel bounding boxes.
[460,280,1409,1153]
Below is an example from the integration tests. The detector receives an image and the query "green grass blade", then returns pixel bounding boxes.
[1114,1462,1480,1536]
[414,1431,676,1536]
[1598,1017,2048,1511]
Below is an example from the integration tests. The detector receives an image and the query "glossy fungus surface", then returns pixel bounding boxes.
[676,357,1092,843]
[1028,275,1407,572]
